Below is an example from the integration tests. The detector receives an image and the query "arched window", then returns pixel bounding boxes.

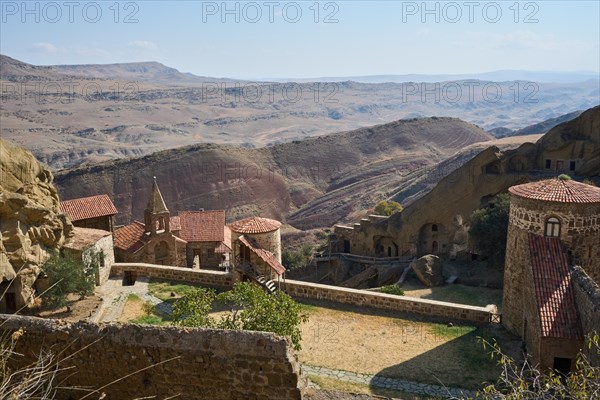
[432,224,438,232]
[545,217,561,237]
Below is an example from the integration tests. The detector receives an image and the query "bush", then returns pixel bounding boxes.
[373,200,403,216]
[41,251,95,309]
[377,285,404,296]
[282,244,314,271]
[469,193,510,268]
[172,283,309,350]
[475,332,600,399]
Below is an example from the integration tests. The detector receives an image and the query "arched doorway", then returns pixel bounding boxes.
[154,241,170,265]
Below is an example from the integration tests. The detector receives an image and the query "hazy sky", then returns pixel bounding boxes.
[1,1,599,79]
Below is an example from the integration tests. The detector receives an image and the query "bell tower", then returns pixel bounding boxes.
[144,177,170,235]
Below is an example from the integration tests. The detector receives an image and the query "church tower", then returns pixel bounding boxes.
[144,177,170,235]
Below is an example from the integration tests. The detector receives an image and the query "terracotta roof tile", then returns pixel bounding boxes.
[528,233,582,339]
[60,194,118,221]
[229,217,282,234]
[238,235,285,275]
[510,178,600,204]
[114,221,147,253]
[179,211,225,242]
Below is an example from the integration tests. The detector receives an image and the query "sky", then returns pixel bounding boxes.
[1,1,599,79]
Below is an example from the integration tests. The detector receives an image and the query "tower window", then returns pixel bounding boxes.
[432,224,438,232]
[545,159,551,169]
[569,161,576,171]
[545,217,561,237]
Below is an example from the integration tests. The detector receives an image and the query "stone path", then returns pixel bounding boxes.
[91,276,172,322]
[302,365,475,399]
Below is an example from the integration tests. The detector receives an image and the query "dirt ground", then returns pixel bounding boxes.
[118,295,145,323]
[298,300,520,390]
[401,277,503,312]
[34,294,103,322]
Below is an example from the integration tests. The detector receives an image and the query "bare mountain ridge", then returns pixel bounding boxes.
[2,55,598,170]
[0,54,237,85]
[488,110,585,138]
[54,117,493,226]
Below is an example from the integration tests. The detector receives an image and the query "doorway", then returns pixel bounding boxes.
[4,293,16,313]
[553,357,572,376]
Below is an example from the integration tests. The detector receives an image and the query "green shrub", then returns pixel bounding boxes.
[373,200,403,216]
[41,251,95,309]
[377,285,404,296]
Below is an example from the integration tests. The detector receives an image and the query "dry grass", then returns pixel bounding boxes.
[298,300,520,390]
[401,280,503,310]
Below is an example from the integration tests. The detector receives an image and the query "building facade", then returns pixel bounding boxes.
[503,177,600,372]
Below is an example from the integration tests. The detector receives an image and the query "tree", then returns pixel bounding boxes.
[373,200,403,216]
[469,193,510,268]
[171,287,216,328]
[474,333,600,399]
[41,251,95,309]
[282,244,314,270]
[172,283,308,350]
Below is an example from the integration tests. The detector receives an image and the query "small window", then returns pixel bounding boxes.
[432,224,438,232]
[569,161,576,171]
[545,159,552,169]
[545,217,560,237]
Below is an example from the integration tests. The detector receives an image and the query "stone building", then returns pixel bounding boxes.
[503,177,600,372]
[329,106,599,262]
[63,227,115,286]
[230,217,285,290]
[60,194,118,232]
[114,178,230,269]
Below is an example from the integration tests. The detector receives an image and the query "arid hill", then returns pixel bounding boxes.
[331,105,600,260]
[2,55,598,169]
[54,117,493,226]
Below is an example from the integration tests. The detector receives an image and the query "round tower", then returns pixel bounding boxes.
[503,177,600,335]
[229,217,282,262]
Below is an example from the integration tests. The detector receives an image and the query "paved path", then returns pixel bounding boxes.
[91,276,171,323]
[302,365,475,399]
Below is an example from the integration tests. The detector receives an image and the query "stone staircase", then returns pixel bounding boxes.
[237,263,278,294]
[254,274,278,294]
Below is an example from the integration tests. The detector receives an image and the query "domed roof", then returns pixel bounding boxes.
[509,178,600,204]
[229,216,282,234]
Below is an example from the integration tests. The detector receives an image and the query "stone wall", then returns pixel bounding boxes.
[232,229,282,262]
[281,279,493,323]
[572,266,600,365]
[112,262,234,288]
[0,315,305,400]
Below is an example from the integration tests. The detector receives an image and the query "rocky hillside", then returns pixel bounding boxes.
[0,138,73,310]
[2,55,598,169]
[366,105,600,258]
[54,117,493,226]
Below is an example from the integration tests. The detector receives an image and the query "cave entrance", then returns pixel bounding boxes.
[4,293,16,313]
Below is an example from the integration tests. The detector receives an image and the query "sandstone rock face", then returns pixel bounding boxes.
[411,255,444,287]
[0,139,73,311]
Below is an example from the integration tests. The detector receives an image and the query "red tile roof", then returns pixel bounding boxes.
[229,217,282,234]
[238,235,285,275]
[178,211,225,242]
[528,233,582,339]
[509,178,600,204]
[60,194,118,221]
[114,221,147,253]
